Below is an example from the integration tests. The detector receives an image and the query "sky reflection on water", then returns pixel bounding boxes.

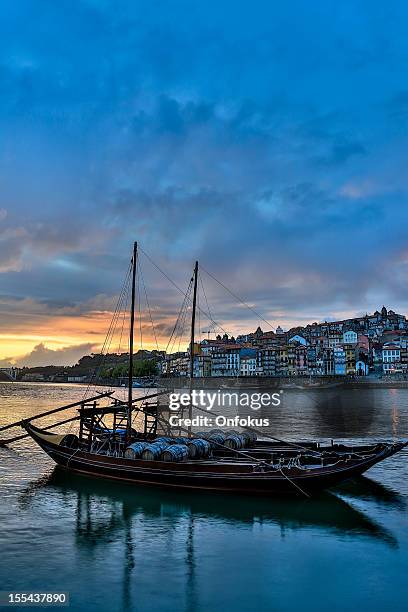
[0,383,407,611]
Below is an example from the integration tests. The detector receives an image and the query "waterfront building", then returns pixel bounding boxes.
[257,348,277,376]
[357,334,370,352]
[398,338,408,373]
[328,321,343,332]
[315,335,329,350]
[307,322,322,340]
[288,334,308,346]
[276,346,289,376]
[307,346,317,374]
[328,334,342,349]
[237,326,265,346]
[240,349,257,376]
[295,345,308,374]
[343,330,358,344]
[162,352,189,376]
[163,306,408,378]
[382,343,401,374]
[315,356,325,375]
[21,373,46,382]
[355,360,369,375]
[200,339,225,356]
[287,344,295,375]
[193,355,212,377]
[319,322,329,336]
[323,348,335,375]
[371,343,383,373]
[211,344,241,376]
[334,347,346,375]
[343,343,357,374]
[258,330,277,347]
[67,376,87,383]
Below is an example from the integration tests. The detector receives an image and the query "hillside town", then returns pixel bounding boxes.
[163,306,408,377]
[7,306,408,383]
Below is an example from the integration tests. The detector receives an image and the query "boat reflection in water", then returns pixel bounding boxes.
[20,468,400,543]
[18,467,401,611]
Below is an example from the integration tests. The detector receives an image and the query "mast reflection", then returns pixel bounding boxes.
[19,467,400,610]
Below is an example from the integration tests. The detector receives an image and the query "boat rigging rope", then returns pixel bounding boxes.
[139,259,159,352]
[139,247,233,339]
[278,467,310,498]
[66,446,81,468]
[137,260,143,351]
[83,259,132,399]
[198,270,214,329]
[175,286,191,355]
[117,284,130,357]
[165,277,193,356]
[61,259,133,435]
[200,265,275,331]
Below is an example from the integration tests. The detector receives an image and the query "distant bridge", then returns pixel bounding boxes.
[0,367,20,381]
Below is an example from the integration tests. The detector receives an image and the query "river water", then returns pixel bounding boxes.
[0,382,407,611]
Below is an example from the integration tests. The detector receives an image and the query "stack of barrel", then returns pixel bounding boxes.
[196,429,257,451]
[124,429,257,462]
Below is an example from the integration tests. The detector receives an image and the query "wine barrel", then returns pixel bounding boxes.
[187,438,212,459]
[161,444,189,462]
[124,441,150,459]
[196,431,209,439]
[176,436,190,445]
[207,432,226,446]
[154,436,174,444]
[224,434,245,450]
[141,441,169,461]
[226,430,257,447]
[242,431,257,445]
[240,432,253,447]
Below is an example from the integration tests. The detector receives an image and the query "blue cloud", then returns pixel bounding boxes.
[0,0,408,334]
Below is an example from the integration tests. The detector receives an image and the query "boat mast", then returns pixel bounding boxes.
[189,261,198,380]
[127,241,138,443]
[187,261,198,435]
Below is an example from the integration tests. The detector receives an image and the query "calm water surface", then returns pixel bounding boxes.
[0,382,407,612]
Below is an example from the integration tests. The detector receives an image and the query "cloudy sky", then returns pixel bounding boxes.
[1,0,408,366]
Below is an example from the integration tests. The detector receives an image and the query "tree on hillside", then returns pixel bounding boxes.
[100,359,159,379]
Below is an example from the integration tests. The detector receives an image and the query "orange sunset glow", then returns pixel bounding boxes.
[0,298,381,367]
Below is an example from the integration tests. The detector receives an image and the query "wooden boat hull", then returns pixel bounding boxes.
[23,423,407,496]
